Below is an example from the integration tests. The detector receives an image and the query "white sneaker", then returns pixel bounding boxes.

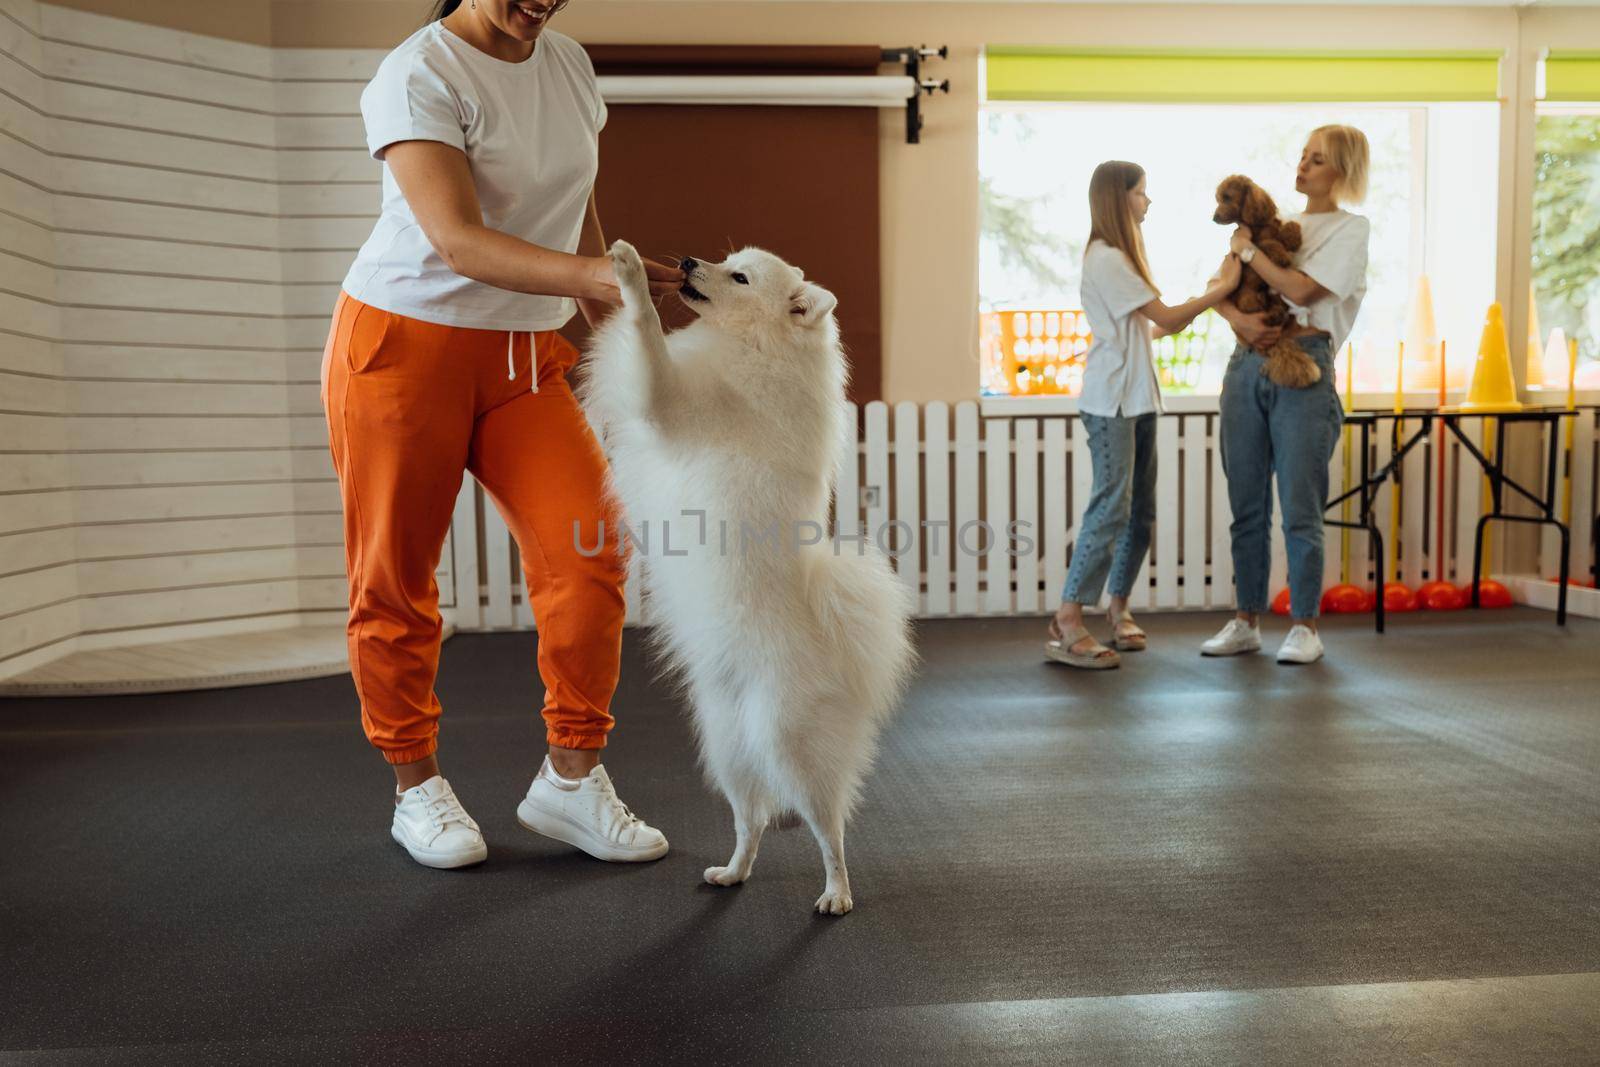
[1200,618,1262,657]
[1276,624,1325,664]
[516,757,668,862]
[391,775,488,869]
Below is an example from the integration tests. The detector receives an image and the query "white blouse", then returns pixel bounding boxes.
[1283,209,1370,352]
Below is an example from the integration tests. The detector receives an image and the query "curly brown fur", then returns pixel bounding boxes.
[1263,338,1322,388]
[1213,175,1320,388]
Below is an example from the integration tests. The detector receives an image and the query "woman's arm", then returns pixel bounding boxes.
[574,191,611,328]
[1231,228,1327,306]
[1135,254,1242,335]
[384,140,682,305]
[1215,298,1284,351]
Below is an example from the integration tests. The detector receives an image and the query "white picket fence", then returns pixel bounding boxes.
[436,401,1600,629]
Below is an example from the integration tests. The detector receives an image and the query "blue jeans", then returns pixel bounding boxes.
[1219,335,1343,619]
[1062,412,1158,606]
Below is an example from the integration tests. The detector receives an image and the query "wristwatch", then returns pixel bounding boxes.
[1238,245,1256,264]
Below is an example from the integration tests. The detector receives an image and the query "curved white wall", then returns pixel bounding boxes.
[0,0,392,670]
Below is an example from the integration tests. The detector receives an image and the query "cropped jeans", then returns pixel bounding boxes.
[1218,334,1343,620]
[1062,412,1158,606]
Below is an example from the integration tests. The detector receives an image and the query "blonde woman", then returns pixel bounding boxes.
[1204,126,1372,665]
[1047,162,1240,668]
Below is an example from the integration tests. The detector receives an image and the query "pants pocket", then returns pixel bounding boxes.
[344,302,395,375]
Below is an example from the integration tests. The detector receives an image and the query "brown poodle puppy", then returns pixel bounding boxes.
[1212,175,1320,389]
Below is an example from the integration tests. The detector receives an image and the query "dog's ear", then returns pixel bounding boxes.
[1242,182,1277,226]
[790,283,837,328]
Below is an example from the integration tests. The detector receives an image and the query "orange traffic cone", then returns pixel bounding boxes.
[1461,303,1522,413]
[1403,275,1442,391]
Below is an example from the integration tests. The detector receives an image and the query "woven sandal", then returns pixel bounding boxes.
[1108,608,1147,652]
[1045,616,1121,670]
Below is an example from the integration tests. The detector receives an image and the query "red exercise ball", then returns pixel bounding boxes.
[1322,583,1371,614]
[1271,588,1292,615]
[1417,580,1465,611]
[1382,581,1419,613]
[1459,579,1514,609]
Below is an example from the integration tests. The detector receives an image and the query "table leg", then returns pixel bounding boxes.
[1371,520,1385,634]
[1362,421,1382,634]
[1471,514,1489,609]
[1558,522,1570,626]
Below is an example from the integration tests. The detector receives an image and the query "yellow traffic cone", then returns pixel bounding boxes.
[1403,275,1441,390]
[1460,303,1523,412]
[1542,327,1569,393]
[1526,283,1543,388]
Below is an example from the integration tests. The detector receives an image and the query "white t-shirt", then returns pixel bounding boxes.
[1077,240,1161,418]
[341,23,607,332]
[1284,209,1369,352]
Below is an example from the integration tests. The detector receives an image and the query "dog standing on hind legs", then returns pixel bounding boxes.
[577,240,917,915]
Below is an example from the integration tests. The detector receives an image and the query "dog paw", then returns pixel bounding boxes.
[704,865,749,887]
[814,890,853,916]
[608,240,648,301]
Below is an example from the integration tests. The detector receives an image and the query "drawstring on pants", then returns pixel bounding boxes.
[507,330,539,393]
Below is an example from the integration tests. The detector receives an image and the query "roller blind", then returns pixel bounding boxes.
[1543,52,1600,102]
[983,48,1503,103]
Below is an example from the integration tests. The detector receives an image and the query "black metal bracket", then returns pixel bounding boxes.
[881,45,949,144]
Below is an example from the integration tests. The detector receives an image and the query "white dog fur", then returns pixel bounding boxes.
[576,240,916,915]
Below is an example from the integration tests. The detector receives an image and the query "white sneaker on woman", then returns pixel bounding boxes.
[1200,618,1262,656]
[517,757,669,862]
[391,775,488,869]
[1276,624,1325,664]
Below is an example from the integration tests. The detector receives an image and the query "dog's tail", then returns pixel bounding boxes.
[807,547,919,725]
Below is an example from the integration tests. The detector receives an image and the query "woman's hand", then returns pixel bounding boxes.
[1230,310,1282,351]
[1230,226,1254,256]
[581,255,685,305]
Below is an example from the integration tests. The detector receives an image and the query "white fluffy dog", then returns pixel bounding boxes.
[577,240,916,915]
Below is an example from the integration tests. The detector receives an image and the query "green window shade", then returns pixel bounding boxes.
[1544,52,1600,102]
[984,48,1502,104]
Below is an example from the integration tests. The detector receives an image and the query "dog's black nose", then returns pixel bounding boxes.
[679,257,698,273]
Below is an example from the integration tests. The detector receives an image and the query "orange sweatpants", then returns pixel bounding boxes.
[320,290,627,765]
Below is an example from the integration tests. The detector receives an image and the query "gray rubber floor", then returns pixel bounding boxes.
[3,609,1598,1063]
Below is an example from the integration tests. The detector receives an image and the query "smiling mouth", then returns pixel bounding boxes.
[679,283,709,302]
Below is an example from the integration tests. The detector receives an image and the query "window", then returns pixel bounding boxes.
[979,51,1501,399]
[1531,103,1600,393]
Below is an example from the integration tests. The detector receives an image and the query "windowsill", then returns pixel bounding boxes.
[979,389,1600,418]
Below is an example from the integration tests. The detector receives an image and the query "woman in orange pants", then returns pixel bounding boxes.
[323,0,683,869]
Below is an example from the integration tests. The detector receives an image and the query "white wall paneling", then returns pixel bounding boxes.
[0,0,369,670]
[440,401,1596,630]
